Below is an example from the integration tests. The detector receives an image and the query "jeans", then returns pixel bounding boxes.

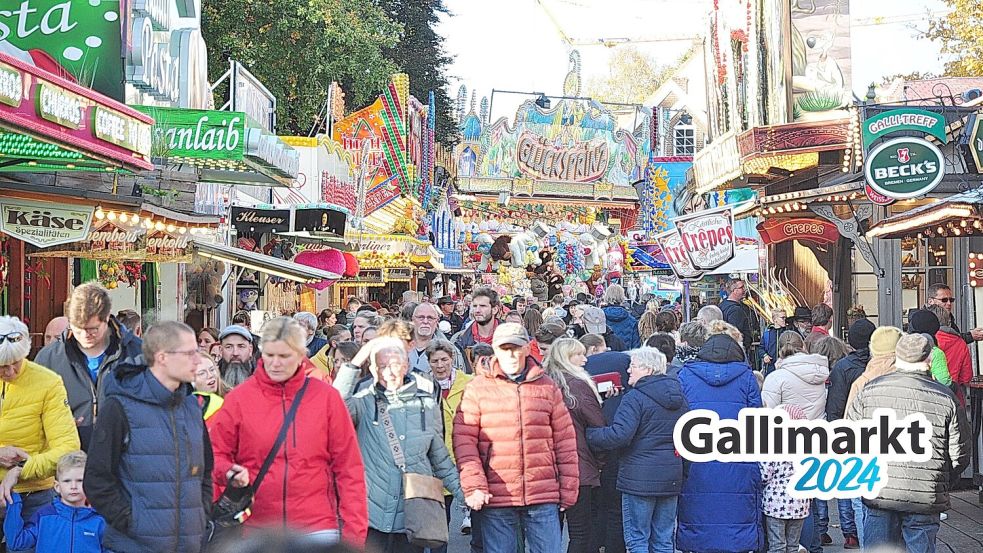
[481,504,562,553]
[0,488,55,553]
[815,499,829,535]
[850,498,865,548]
[863,506,940,553]
[564,486,596,553]
[621,493,677,553]
[798,502,822,553]
[471,509,484,553]
[764,516,806,553]
[597,466,625,553]
[836,499,856,537]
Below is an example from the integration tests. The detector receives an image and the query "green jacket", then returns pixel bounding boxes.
[346,377,463,533]
[930,346,952,387]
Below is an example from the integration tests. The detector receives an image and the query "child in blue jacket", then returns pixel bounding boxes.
[4,451,106,553]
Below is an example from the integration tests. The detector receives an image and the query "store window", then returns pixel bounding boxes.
[900,235,953,320]
[673,124,695,156]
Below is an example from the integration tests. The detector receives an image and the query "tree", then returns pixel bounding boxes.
[585,46,672,105]
[925,0,983,77]
[201,0,401,134]
[379,0,457,144]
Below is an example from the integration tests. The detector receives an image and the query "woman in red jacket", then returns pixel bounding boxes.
[209,317,368,545]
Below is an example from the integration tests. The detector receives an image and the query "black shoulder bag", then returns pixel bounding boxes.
[211,378,310,533]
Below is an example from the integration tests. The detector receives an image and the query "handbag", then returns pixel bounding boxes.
[376,399,449,549]
[211,378,310,530]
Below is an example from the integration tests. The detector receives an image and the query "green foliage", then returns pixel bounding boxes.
[925,0,983,77]
[379,0,457,145]
[201,0,401,134]
[585,46,672,105]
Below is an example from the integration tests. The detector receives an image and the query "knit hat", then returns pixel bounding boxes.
[869,326,902,356]
[908,309,941,337]
[895,333,933,365]
[847,319,876,350]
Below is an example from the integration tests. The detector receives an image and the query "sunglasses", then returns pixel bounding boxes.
[934,297,956,304]
[0,333,25,344]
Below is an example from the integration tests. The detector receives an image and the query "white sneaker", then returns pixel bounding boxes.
[461,510,472,534]
[798,547,808,553]
[940,512,948,521]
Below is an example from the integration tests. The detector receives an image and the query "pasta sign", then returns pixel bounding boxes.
[672,205,736,271]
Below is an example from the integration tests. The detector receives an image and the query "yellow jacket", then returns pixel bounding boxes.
[310,343,332,377]
[0,360,81,492]
[441,370,473,464]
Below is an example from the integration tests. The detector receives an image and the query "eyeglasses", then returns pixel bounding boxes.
[934,297,956,304]
[0,333,25,344]
[165,350,201,359]
[71,321,107,336]
[413,315,439,322]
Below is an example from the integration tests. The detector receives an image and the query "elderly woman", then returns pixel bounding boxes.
[588,347,689,553]
[209,317,368,544]
[0,316,80,523]
[342,337,464,553]
[427,339,474,553]
[294,312,328,358]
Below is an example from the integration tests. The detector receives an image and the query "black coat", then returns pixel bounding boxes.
[719,299,753,352]
[826,348,870,420]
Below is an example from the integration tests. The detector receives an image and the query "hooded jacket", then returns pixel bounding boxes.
[937,327,972,406]
[3,493,106,553]
[762,352,830,420]
[83,357,209,553]
[602,305,641,349]
[846,370,970,514]
[346,377,462,533]
[676,334,764,553]
[846,354,896,410]
[565,376,606,488]
[453,357,580,509]
[826,348,870,421]
[209,358,368,544]
[0,360,80,493]
[35,317,143,450]
[587,374,688,497]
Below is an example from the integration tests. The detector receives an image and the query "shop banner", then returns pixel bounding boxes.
[0,198,94,248]
[145,228,190,259]
[0,53,153,171]
[757,218,840,245]
[86,219,145,254]
[862,108,947,148]
[864,136,945,200]
[231,206,291,234]
[968,114,983,173]
[655,229,705,281]
[672,205,736,271]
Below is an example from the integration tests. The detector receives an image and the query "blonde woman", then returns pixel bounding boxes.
[209,317,368,544]
[638,311,659,343]
[542,338,605,553]
[192,352,228,422]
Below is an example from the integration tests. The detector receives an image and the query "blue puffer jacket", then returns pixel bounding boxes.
[4,493,106,552]
[676,334,764,553]
[602,305,640,349]
[100,363,207,552]
[587,374,688,497]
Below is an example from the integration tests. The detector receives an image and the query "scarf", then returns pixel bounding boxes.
[437,369,456,391]
[676,344,700,363]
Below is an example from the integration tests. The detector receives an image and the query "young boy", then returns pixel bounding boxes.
[4,451,106,552]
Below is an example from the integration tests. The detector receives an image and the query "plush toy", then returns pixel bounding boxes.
[237,289,259,311]
[509,231,540,269]
[531,249,554,275]
[580,234,601,270]
[476,233,495,272]
[606,247,625,281]
[546,272,564,300]
[489,235,512,266]
[530,277,548,302]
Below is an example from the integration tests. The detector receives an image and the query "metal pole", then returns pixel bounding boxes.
[684,281,691,323]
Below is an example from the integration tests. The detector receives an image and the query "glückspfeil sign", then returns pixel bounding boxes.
[864,136,945,200]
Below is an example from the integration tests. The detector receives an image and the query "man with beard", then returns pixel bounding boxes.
[454,287,500,372]
[217,325,256,387]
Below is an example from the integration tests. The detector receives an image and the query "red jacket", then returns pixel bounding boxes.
[937,328,972,406]
[209,358,368,544]
[453,357,580,509]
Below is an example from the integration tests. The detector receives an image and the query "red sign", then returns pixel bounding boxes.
[757,218,840,245]
[864,183,895,206]
[0,52,153,172]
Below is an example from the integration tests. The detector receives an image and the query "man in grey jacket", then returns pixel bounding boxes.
[846,332,970,552]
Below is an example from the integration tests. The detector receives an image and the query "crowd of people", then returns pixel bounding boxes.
[0,278,972,553]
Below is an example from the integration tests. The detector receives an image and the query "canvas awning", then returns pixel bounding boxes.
[192,241,341,284]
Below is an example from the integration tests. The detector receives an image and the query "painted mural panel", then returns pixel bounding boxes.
[474,98,644,187]
[790,0,851,121]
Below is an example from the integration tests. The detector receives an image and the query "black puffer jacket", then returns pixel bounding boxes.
[846,370,970,514]
[826,348,870,420]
